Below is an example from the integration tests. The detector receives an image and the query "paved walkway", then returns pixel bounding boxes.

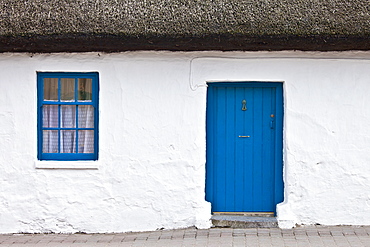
[1,226,370,246]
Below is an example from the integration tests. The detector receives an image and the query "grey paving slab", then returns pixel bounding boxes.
[1,226,370,246]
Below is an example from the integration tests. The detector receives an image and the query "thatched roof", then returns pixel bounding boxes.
[0,0,369,52]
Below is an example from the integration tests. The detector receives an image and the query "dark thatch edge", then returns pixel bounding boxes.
[0,34,369,53]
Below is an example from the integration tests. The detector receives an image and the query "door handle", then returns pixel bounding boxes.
[238,135,250,138]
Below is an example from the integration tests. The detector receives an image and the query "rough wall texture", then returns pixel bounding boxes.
[0,52,212,233]
[0,0,369,51]
[1,51,370,233]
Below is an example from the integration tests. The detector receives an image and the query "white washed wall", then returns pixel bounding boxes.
[1,51,370,233]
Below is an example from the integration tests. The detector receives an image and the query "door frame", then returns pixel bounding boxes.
[205,81,284,213]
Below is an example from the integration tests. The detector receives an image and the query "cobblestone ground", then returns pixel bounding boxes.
[0,226,370,246]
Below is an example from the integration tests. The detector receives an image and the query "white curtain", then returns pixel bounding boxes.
[77,105,94,153]
[43,78,94,154]
[60,105,76,153]
[42,105,58,153]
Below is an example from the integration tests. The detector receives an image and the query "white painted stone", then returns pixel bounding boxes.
[276,202,297,229]
[1,51,370,233]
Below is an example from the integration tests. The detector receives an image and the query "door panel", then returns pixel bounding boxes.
[206,82,283,213]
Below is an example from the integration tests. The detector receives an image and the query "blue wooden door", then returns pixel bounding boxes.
[206,82,283,213]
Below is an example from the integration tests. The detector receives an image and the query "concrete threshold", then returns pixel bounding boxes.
[211,214,278,228]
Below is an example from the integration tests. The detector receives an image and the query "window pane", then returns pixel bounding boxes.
[78,78,92,101]
[78,105,94,128]
[78,130,94,153]
[42,105,59,128]
[44,78,58,101]
[61,78,75,101]
[61,105,76,128]
[60,130,76,153]
[43,130,58,153]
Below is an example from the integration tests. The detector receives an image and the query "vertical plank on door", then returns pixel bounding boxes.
[234,87,245,211]
[215,86,227,211]
[225,87,236,211]
[274,86,284,206]
[261,87,274,211]
[243,87,254,211]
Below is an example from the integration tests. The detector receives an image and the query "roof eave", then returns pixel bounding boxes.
[1,33,369,53]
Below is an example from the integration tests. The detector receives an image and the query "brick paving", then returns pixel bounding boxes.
[0,226,370,246]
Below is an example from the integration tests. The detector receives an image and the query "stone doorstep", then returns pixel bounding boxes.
[213,212,274,217]
[211,215,278,228]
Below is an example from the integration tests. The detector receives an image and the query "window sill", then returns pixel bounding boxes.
[35,160,99,169]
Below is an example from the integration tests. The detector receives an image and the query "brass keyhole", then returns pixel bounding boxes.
[242,100,247,111]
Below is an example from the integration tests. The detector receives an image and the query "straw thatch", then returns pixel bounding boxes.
[0,0,369,52]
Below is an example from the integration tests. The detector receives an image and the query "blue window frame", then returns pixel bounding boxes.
[37,72,99,160]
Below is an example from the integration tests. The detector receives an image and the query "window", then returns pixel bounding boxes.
[37,72,99,160]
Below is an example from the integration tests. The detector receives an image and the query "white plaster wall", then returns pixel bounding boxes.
[1,51,370,232]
